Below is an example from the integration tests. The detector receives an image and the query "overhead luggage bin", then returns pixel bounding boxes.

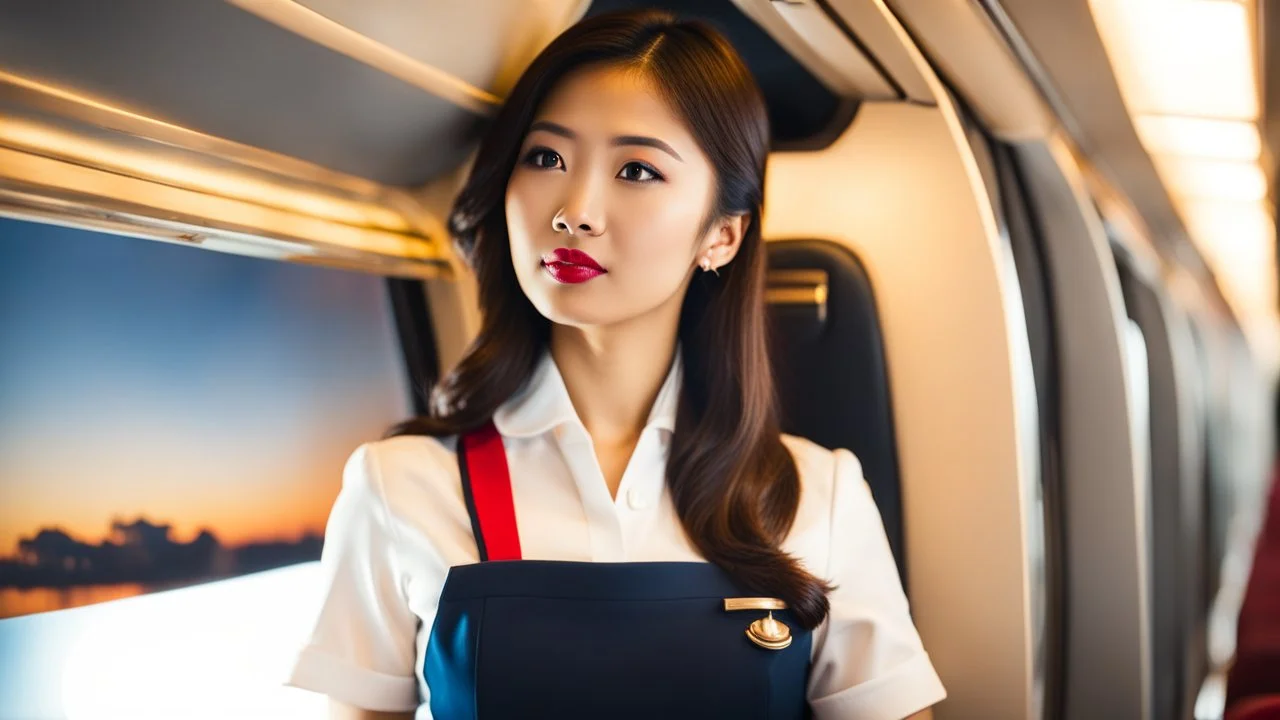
[0,0,587,278]
[728,0,904,100]
[0,70,448,278]
[879,0,1054,141]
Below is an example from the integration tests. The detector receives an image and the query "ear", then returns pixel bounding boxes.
[699,213,750,271]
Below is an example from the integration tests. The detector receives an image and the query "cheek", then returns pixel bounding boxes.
[504,179,553,305]
[609,190,703,272]
[504,178,541,251]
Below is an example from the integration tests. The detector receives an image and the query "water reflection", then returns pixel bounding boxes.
[0,583,155,618]
[0,517,324,619]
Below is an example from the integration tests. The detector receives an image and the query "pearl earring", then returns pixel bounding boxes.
[702,257,719,277]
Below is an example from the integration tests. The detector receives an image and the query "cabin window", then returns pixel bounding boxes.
[0,218,411,717]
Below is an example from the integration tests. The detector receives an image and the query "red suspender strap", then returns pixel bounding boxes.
[458,421,523,562]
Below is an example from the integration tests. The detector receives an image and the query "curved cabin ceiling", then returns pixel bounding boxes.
[586,0,863,148]
[1086,0,1276,365]
[0,0,877,188]
[257,0,587,100]
[0,0,492,186]
[987,0,1275,358]
[0,0,895,276]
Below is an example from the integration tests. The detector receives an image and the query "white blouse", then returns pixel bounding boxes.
[287,352,946,719]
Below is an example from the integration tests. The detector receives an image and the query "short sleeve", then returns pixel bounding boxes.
[807,449,946,720]
[286,444,422,712]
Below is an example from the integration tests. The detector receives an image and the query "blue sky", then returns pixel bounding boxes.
[0,218,412,555]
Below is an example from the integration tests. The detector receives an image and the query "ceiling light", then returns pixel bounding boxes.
[1090,0,1258,120]
[1181,199,1273,256]
[1134,115,1262,162]
[1180,199,1275,314]
[1151,156,1268,201]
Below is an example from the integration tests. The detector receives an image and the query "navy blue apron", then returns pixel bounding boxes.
[423,421,814,719]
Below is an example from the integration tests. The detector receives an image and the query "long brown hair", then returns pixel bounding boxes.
[390,9,832,628]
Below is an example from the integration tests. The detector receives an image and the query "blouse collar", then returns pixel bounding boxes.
[493,347,681,438]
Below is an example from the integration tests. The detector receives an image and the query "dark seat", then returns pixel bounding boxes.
[765,239,905,584]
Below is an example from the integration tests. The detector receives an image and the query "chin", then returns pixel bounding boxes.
[517,267,611,325]
[529,296,622,329]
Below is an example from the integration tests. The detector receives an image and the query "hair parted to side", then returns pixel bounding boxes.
[388,9,833,628]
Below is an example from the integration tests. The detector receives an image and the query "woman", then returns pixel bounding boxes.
[288,9,945,720]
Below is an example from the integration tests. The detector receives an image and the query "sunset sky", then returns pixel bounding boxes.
[0,218,412,558]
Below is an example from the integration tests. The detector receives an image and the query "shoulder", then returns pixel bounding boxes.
[347,434,458,485]
[335,433,483,584]
[781,433,868,515]
[779,434,870,574]
[339,434,467,540]
[345,431,462,490]
[782,435,947,716]
[781,433,863,485]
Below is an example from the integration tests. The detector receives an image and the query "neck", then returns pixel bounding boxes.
[550,311,679,447]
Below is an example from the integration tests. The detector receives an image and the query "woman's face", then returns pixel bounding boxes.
[505,64,736,330]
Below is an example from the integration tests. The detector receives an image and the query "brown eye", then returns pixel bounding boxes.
[617,161,662,183]
[524,148,564,170]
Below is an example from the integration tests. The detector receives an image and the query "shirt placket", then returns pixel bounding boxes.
[613,429,666,557]
[553,423,627,562]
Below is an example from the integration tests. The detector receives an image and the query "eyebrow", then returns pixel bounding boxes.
[528,120,684,162]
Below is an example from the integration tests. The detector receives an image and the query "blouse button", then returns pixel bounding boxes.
[626,486,650,510]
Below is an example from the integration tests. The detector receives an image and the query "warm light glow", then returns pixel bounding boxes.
[1181,199,1277,332]
[0,117,410,232]
[1151,157,1268,202]
[1182,200,1274,246]
[1090,0,1258,120]
[1134,115,1262,162]
[1092,0,1276,369]
[0,147,440,261]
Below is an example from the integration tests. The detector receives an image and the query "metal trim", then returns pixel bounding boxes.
[0,72,449,278]
[0,157,448,280]
[0,72,393,198]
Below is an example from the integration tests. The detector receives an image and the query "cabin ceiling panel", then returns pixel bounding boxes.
[287,0,588,98]
[879,0,1052,140]
[822,0,934,104]
[989,0,1209,278]
[584,0,860,149]
[0,0,484,187]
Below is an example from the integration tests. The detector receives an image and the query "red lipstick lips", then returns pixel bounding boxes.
[542,248,606,284]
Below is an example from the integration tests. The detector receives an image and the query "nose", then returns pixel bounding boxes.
[552,178,605,237]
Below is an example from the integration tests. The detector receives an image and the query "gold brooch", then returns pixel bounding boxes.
[724,597,793,650]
